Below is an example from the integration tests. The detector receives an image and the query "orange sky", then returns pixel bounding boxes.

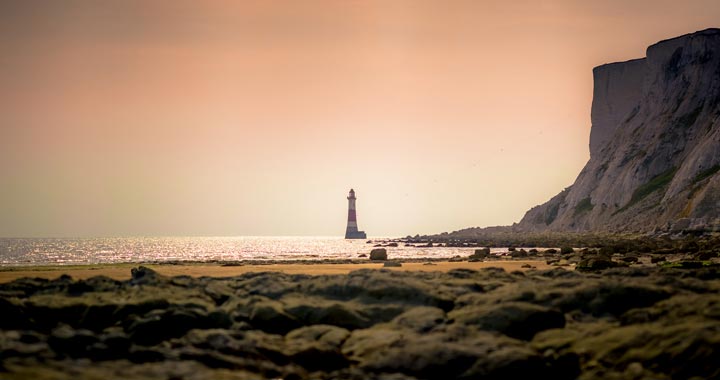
[1,0,719,237]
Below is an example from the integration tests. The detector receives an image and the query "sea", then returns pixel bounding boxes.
[0,236,503,266]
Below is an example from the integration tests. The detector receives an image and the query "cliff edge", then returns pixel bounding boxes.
[517,28,720,233]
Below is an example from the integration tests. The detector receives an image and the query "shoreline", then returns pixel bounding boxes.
[0,259,553,283]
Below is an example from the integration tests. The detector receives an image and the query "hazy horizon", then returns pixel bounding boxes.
[1,1,719,237]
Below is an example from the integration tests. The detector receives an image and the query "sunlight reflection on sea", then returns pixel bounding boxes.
[0,236,503,266]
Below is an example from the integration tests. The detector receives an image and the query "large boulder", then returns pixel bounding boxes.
[369,249,388,261]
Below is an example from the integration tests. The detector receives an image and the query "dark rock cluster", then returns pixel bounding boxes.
[1,265,719,379]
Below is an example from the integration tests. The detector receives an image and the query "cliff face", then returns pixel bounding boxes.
[517,29,720,233]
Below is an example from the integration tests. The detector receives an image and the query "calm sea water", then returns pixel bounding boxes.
[0,237,500,266]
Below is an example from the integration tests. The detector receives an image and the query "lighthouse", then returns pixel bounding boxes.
[345,189,367,239]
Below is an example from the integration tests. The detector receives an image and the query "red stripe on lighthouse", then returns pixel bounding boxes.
[347,210,356,222]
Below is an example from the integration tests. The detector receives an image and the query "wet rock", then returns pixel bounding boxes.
[383,261,402,267]
[369,249,388,261]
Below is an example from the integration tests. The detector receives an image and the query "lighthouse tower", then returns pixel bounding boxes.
[345,189,367,239]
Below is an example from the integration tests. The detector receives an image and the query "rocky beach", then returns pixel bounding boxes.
[1,247,719,379]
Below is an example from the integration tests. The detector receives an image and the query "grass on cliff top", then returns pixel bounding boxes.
[614,167,677,215]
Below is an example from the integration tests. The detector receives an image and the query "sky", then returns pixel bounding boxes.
[1,0,719,237]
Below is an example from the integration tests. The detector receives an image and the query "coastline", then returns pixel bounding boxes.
[0,259,552,283]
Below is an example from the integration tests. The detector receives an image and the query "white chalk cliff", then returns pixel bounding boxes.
[517,29,720,233]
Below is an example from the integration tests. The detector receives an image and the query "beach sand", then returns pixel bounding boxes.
[0,260,552,283]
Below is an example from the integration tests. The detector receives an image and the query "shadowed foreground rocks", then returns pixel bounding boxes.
[1,265,719,379]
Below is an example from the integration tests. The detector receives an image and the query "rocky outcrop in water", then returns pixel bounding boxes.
[517,28,720,233]
[1,265,720,379]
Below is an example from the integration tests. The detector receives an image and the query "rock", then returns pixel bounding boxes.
[369,249,388,261]
[450,302,566,340]
[470,248,490,259]
[695,251,716,260]
[549,281,671,317]
[666,261,705,269]
[620,255,639,263]
[128,307,223,346]
[576,257,622,272]
[390,307,446,333]
[651,255,667,263]
[383,261,402,267]
[128,346,167,363]
[48,325,99,358]
[285,325,350,371]
[283,297,371,330]
[358,254,367,258]
[248,300,302,335]
[0,298,27,330]
[511,249,528,258]
[344,328,559,379]
[387,242,399,247]
[130,266,163,285]
[4,249,720,379]
[560,247,574,254]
